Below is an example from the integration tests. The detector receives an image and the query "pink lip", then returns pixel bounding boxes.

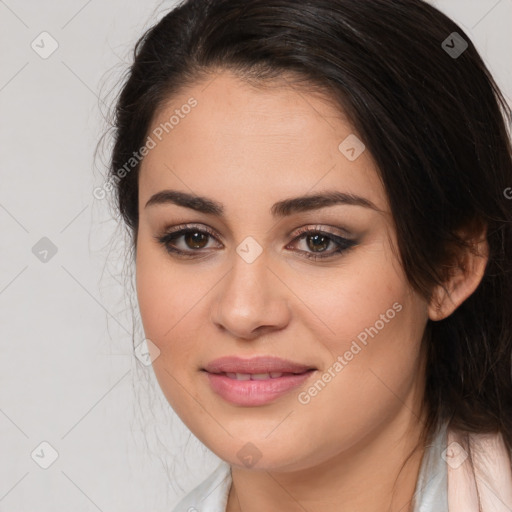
[202,356,316,406]
[204,371,315,406]
[203,355,315,374]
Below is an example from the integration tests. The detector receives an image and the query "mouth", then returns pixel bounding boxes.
[203,370,315,380]
[201,365,316,406]
[201,356,317,406]
[202,355,317,376]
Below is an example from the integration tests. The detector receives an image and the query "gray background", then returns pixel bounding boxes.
[1,1,511,510]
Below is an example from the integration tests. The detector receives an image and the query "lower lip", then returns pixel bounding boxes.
[203,370,315,406]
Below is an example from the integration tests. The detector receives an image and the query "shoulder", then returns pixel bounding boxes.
[171,461,232,512]
[447,427,512,511]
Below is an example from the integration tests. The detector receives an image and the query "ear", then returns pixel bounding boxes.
[428,222,489,321]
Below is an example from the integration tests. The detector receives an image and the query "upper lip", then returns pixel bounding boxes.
[203,356,316,375]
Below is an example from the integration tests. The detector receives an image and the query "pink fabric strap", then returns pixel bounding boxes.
[447,428,512,511]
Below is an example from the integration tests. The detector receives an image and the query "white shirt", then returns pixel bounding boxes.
[171,421,449,512]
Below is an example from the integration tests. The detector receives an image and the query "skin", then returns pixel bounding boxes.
[135,70,488,512]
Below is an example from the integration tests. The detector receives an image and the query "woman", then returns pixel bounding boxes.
[104,0,512,510]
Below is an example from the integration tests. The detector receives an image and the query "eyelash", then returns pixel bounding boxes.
[154,223,357,261]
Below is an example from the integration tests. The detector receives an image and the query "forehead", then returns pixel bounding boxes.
[139,70,388,215]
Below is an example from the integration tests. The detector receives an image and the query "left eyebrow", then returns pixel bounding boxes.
[144,189,382,217]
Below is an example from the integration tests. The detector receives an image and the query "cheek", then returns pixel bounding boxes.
[135,233,212,370]
[135,233,183,347]
[292,290,425,462]
[289,236,412,349]
[135,240,201,417]
[290,243,426,413]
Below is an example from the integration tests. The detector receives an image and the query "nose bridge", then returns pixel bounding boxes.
[211,244,290,338]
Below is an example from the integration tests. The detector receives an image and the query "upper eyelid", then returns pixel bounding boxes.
[160,223,352,241]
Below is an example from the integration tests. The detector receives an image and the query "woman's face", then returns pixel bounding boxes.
[135,70,430,471]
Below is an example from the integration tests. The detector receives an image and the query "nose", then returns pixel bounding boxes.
[210,251,291,340]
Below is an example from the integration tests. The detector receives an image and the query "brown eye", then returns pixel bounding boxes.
[155,224,221,258]
[305,233,331,253]
[183,231,209,249]
[288,227,357,261]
